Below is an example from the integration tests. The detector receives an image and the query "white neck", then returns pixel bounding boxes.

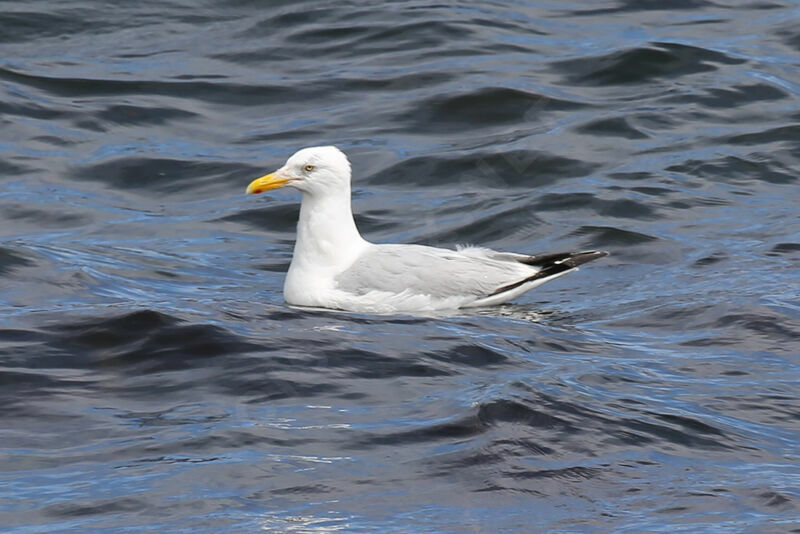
[291,186,367,270]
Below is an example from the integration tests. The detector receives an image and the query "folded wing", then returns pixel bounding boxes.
[334,244,607,303]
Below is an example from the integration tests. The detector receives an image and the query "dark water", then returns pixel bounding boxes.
[2,1,800,532]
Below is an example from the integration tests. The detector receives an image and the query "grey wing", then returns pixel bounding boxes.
[334,244,534,298]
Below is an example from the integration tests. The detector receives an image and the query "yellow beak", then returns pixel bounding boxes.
[245,173,291,195]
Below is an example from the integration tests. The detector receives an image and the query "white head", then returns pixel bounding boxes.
[246,146,351,196]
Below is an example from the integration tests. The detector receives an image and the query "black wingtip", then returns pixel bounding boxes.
[563,250,609,268]
[520,250,608,268]
[488,250,608,297]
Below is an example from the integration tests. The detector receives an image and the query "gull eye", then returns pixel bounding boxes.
[303,164,315,172]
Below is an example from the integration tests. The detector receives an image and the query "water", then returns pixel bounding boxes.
[2,1,799,532]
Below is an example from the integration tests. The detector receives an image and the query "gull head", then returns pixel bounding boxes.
[246,146,351,196]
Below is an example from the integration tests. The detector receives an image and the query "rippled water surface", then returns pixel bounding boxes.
[2,1,800,532]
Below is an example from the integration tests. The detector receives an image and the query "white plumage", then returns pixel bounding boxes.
[245,146,607,313]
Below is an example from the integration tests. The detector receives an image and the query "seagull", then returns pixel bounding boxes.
[245,146,607,313]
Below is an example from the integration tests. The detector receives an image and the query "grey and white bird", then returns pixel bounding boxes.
[245,146,607,313]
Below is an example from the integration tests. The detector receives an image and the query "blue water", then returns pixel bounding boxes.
[1,1,799,532]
